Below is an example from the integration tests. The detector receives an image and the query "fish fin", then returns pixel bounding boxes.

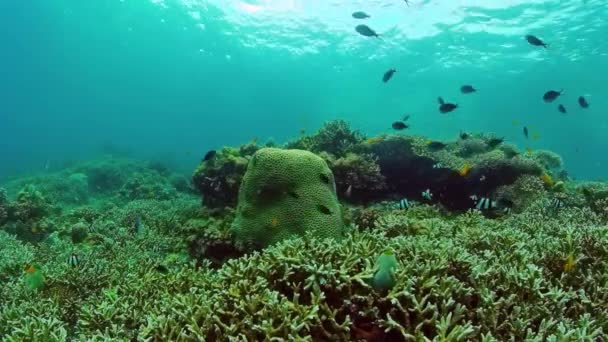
[438,97,445,105]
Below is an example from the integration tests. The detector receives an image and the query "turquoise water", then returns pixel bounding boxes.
[1,0,607,179]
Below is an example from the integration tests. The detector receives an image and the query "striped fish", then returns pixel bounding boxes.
[396,199,410,210]
[67,254,79,267]
[421,189,433,201]
[475,197,496,210]
[551,198,565,209]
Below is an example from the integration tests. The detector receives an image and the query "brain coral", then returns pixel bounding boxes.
[232,148,345,249]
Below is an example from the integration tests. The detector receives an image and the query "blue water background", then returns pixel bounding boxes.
[1,0,606,180]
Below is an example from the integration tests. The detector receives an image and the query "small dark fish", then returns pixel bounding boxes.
[460,85,476,94]
[459,131,471,140]
[440,103,458,114]
[525,34,548,48]
[382,68,396,82]
[203,150,217,161]
[427,141,447,151]
[578,96,589,108]
[68,254,79,267]
[352,11,370,19]
[558,104,567,114]
[543,90,562,102]
[402,114,410,121]
[392,121,408,130]
[523,126,529,139]
[403,0,410,6]
[487,137,504,148]
[355,24,380,38]
[437,97,457,113]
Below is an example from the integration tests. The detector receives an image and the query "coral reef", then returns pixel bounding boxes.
[232,148,345,249]
[2,123,606,340]
[329,153,387,203]
[0,187,8,226]
[286,119,365,157]
[118,170,177,201]
[192,146,257,208]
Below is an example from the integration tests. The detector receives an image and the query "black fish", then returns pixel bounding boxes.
[203,150,217,161]
[402,114,410,121]
[523,126,529,139]
[558,104,567,114]
[382,68,396,82]
[355,24,380,38]
[427,141,447,151]
[578,96,589,108]
[404,0,410,6]
[392,121,408,130]
[438,97,458,113]
[352,11,370,19]
[487,137,504,148]
[543,90,562,102]
[525,34,548,48]
[460,85,476,94]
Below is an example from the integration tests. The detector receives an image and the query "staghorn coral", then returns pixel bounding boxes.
[118,170,177,201]
[232,148,345,249]
[0,186,608,339]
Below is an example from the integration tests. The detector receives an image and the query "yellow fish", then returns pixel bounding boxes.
[525,147,533,155]
[531,133,540,140]
[512,120,520,126]
[366,137,382,144]
[540,173,554,187]
[458,163,471,177]
[271,217,279,227]
[563,253,576,272]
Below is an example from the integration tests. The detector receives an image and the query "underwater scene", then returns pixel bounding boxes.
[1,0,608,340]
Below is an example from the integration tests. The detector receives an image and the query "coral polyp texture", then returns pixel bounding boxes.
[1,122,608,340]
[232,148,345,249]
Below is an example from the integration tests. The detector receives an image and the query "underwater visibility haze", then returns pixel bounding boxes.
[1,0,608,340]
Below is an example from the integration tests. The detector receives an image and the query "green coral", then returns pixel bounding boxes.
[232,148,345,249]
